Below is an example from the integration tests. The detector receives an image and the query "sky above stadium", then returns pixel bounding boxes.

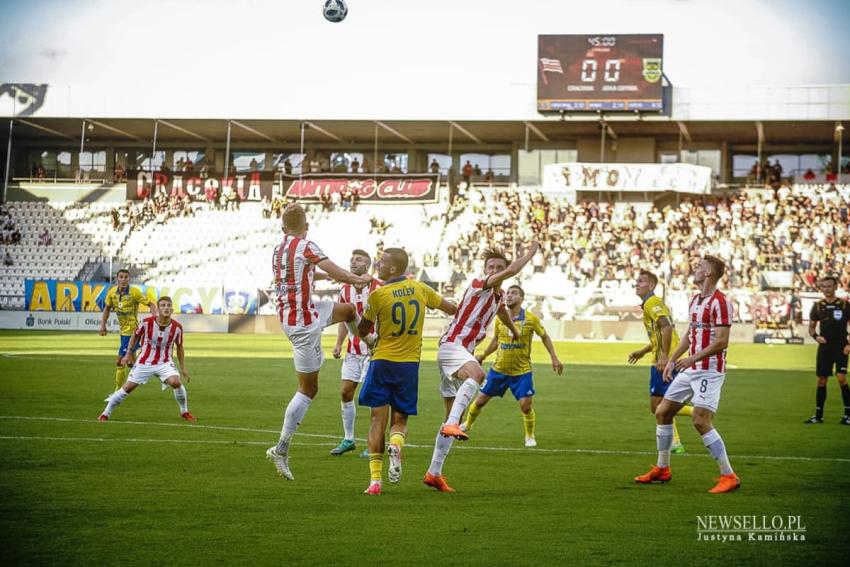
[0,0,848,118]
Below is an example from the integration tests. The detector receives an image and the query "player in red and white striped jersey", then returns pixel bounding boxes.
[634,255,741,494]
[329,249,383,456]
[266,204,373,481]
[98,296,195,422]
[424,242,540,492]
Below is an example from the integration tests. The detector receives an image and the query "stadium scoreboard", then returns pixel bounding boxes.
[537,34,664,112]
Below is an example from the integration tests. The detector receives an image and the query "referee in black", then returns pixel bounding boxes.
[805,276,850,425]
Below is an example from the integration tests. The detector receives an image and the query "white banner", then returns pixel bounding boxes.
[0,311,227,333]
[543,162,712,194]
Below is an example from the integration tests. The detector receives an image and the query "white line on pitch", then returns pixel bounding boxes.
[1,415,849,463]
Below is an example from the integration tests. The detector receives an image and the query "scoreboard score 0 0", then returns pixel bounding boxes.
[537,34,664,112]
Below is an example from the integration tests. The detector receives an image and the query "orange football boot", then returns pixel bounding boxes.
[423,472,456,493]
[634,465,672,484]
[709,473,741,494]
[439,423,469,441]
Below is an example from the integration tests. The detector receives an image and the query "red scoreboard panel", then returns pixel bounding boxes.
[538,34,664,112]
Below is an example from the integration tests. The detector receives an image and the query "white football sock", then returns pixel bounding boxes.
[446,379,479,425]
[702,428,733,475]
[173,385,188,413]
[277,391,312,452]
[428,427,455,476]
[656,423,674,468]
[342,400,356,441]
[102,389,128,417]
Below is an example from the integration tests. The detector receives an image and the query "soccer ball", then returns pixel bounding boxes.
[323,0,348,23]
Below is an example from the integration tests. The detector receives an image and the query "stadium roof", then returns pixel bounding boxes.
[5,117,841,148]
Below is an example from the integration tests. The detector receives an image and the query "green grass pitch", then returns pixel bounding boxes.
[1,331,848,566]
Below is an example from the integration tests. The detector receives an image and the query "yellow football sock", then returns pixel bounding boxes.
[464,399,482,431]
[389,431,406,449]
[677,405,694,417]
[672,418,681,445]
[114,367,125,391]
[368,453,383,482]
[522,409,536,438]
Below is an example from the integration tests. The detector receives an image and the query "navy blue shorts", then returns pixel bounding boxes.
[481,369,535,400]
[118,335,141,357]
[649,366,677,397]
[358,360,419,416]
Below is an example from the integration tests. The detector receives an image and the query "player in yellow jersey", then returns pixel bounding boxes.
[357,248,457,495]
[463,285,564,447]
[627,270,692,453]
[99,269,157,391]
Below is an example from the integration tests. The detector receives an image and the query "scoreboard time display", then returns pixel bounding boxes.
[537,34,664,112]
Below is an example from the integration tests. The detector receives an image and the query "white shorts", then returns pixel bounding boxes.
[282,300,335,373]
[341,352,370,383]
[437,342,478,398]
[663,369,726,413]
[128,362,179,385]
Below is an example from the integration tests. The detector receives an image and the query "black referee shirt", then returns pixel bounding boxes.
[810,298,850,343]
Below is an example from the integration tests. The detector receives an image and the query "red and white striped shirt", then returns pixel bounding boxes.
[339,278,382,355]
[440,277,505,353]
[687,289,733,372]
[273,235,328,327]
[134,316,184,366]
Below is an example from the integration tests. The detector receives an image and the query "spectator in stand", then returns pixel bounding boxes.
[176,157,185,172]
[430,159,440,174]
[250,158,259,172]
[803,168,816,181]
[283,158,293,175]
[473,163,482,177]
[3,250,12,266]
[351,157,360,173]
[114,164,126,182]
[185,159,194,173]
[484,169,494,183]
[462,160,473,185]
[38,228,51,246]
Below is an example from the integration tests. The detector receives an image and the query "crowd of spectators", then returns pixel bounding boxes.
[441,183,850,295]
[111,194,195,231]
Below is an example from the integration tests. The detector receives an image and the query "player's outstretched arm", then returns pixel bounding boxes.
[437,298,458,316]
[540,333,564,375]
[316,258,370,286]
[663,334,690,382]
[496,304,521,341]
[176,343,190,382]
[476,334,499,364]
[674,326,729,372]
[483,241,541,290]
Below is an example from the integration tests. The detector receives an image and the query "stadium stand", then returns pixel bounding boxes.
[1,182,847,323]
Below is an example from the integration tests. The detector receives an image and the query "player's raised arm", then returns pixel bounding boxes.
[476,333,499,364]
[483,241,541,290]
[316,258,371,286]
[496,304,521,341]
